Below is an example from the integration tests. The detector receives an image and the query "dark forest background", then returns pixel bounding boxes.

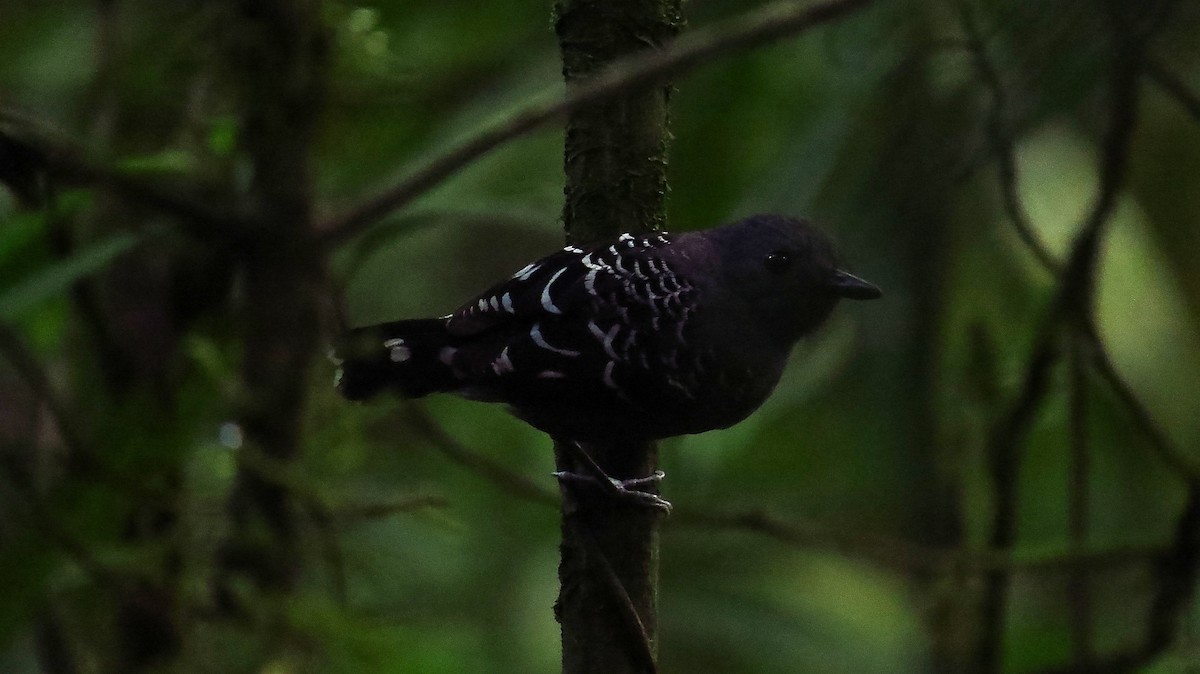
[1,0,1199,672]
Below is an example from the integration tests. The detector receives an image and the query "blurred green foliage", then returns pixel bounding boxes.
[1,1,1199,673]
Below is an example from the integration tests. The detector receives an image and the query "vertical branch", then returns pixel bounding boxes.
[977,4,1144,669]
[1066,341,1092,666]
[979,337,1059,673]
[957,0,1059,274]
[217,0,328,606]
[553,0,681,672]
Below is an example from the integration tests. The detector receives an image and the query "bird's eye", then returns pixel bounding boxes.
[764,251,792,273]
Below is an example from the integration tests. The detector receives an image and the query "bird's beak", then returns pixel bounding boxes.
[831,270,882,300]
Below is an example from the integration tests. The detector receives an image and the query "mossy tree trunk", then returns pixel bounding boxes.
[553,0,682,672]
[215,0,329,610]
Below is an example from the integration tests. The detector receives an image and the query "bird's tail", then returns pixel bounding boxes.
[333,318,460,401]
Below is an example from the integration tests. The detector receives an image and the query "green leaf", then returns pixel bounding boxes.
[0,232,139,319]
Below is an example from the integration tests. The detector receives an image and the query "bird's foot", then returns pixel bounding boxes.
[554,469,672,514]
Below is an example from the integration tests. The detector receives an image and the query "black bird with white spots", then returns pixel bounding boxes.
[334,214,880,443]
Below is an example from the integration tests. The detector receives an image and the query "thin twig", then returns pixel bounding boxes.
[576,523,659,674]
[404,405,559,505]
[315,0,877,245]
[675,505,1165,573]
[0,464,135,593]
[1038,484,1200,674]
[1145,481,1200,660]
[399,409,1167,575]
[675,506,944,572]
[1084,327,1200,480]
[978,24,1145,671]
[332,495,449,521]
[0,108,244,238]
[303,499,349,606]
[0,322,86,459]
[1146,59,1200,122]
[1067,340,1092,666]
[957,1,1060,273]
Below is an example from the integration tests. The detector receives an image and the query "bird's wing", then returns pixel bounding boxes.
[439,231,709,414]
[445,232,684,337]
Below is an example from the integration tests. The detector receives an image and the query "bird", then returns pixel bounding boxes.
[333,214,880,445]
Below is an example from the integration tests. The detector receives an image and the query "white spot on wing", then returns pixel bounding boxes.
[540,267,569,314]
[501,292,515,313]
[667,376,694,399]
[537,370,566,379]
[513,262,540,281]
[632,260,648,280]
[384,338,411,362]
[602,361,619,391]
[531,323,580,357]
[439,346,458,365]
[489,296,500,311]
[588,320,621,361]
[492,346,515,375]
[619,233,634,242]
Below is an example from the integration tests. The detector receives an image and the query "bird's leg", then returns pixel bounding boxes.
[554,441,671,514]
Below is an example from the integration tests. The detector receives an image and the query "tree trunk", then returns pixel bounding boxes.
[553,0,681,672]
[215,0,328,609]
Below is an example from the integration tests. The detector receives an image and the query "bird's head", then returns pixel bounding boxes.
[713,214,880,343]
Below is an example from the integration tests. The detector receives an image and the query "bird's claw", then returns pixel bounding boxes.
[554,469,672,514]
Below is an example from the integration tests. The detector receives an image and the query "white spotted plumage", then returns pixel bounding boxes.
[540,267,568,315]
[432,228,702,413]
[337,215,879,443]
[384,338,411,362]
[530,322,580,357]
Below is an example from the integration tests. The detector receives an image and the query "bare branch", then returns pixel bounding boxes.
[1037,484,1200,674]
[957,1,1060,273]
[1067,343,1093,666]
[0,322,86,459]
[574,524,659,674]
[315,0,878,246]
[0,108,244,238]
[1146,59,1200,122]
[404,405,559,506]
[673,505,1163,574]
[395,407,1167,577]
[978,23,1145,669]
[1145,482,1200,662]
[1084,328,1200,480]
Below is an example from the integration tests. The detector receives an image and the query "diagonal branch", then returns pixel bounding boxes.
[315,0,878,246]
[1083,326,1200,480]
[404,405,559,505]
[0,108,244,238]
[957,1,1060,273]
[1146,59,1200,122]
[978,22,1145,671]
[393,408,1167,576]
[0,321,86,460]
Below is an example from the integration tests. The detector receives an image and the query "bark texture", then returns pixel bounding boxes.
[553,0,682,672]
